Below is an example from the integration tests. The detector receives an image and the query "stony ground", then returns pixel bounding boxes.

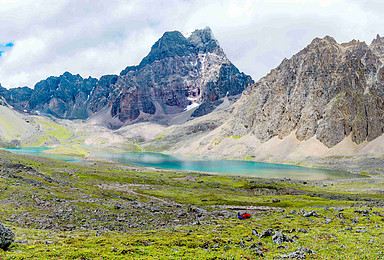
[0,149,384,259]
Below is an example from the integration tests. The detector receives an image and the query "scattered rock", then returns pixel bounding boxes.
[278,248,315,259]
[212,244,219,249]
[14,239,30,244]
[272,231,294,244]
[248,243,258,249]
[248,244,267,256]
[244,236,253,242]
[299,248,315,254]
[191,220,201,226]
[273,198,281,203]
[297,229,308,233]
[372,211,384,217]
[252,229,258,236]
[114,204,122,210]
[188,206,207,217]
[278,250,305,259]
[355,230,369,233]
[303,211,318,217]
[345,227,353,231]
[259,228,274,238]
[354,209,369,215]
[211,210,234,219]
[177,211,187,218]
[0,223,15,250]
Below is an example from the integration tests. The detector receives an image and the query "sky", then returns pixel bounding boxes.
[0,0,383,89]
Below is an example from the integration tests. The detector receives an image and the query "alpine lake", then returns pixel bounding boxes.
[4,147,360,180]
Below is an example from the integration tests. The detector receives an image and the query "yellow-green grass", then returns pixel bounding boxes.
[0,149,384,259]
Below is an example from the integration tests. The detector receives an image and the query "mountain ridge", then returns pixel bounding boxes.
[229,34,384,148]
[0,27,253,128]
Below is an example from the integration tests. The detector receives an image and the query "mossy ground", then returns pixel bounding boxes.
[0,150,383,259]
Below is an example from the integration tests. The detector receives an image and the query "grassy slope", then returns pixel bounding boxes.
[0,106,35,141]
[0,150,383,259]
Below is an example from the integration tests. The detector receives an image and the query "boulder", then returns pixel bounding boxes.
[272,231,294,244]
[0,223,15,250]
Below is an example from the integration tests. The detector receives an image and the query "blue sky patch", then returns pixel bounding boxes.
[0,42,13,56]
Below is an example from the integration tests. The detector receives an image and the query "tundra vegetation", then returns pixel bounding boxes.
[0,149,383,259]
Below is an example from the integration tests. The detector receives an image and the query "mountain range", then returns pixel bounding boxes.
[1,28,384,163]
[140,33,384,162]
[231,35,384,148]
[0,27,253,128]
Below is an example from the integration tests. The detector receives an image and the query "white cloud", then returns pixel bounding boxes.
[0,0,383,88]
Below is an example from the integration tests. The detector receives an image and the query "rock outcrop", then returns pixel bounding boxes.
[0,223,15,250]
[89,27,253,127]
[1,27,253,127]
[231,35,384,147]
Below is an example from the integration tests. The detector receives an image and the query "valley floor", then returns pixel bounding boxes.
[0,150,383,259]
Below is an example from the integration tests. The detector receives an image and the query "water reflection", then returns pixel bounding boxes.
[94,151,359,180]
[4,148,360,180]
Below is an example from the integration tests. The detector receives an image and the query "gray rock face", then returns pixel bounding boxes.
[0,223,15,250]
[231,35,384,147]
[0,72,98,119]
[1,27,253,127]
[92,27,253,127]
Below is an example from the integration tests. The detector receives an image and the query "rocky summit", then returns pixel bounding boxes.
[0,27,253,128]
[230,35,384,147]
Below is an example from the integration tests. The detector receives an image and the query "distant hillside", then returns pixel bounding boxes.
[0,97,36,144]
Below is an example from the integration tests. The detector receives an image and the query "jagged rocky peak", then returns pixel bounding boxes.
[187,26,221,53]
[369,34,384,61]
[371,34,384,45]
[0,27,252,127]
[121,26,223,75]
[310,35,337,46]
[136,30,195,69]
[231,34,384,148]
[105,26,253,127]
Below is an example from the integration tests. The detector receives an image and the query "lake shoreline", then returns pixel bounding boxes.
[4,147,366,181]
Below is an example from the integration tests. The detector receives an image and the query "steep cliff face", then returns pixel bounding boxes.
[1,27,253,126]
[1,73,98,119]
[89,27,253,126]
[231,35,384,147]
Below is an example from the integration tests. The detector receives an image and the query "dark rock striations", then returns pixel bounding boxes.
[231,35,384,147]
[1,27,253,127]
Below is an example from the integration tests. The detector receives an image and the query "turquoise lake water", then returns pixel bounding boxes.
[5,147,83,163]
[4,147,359,180]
